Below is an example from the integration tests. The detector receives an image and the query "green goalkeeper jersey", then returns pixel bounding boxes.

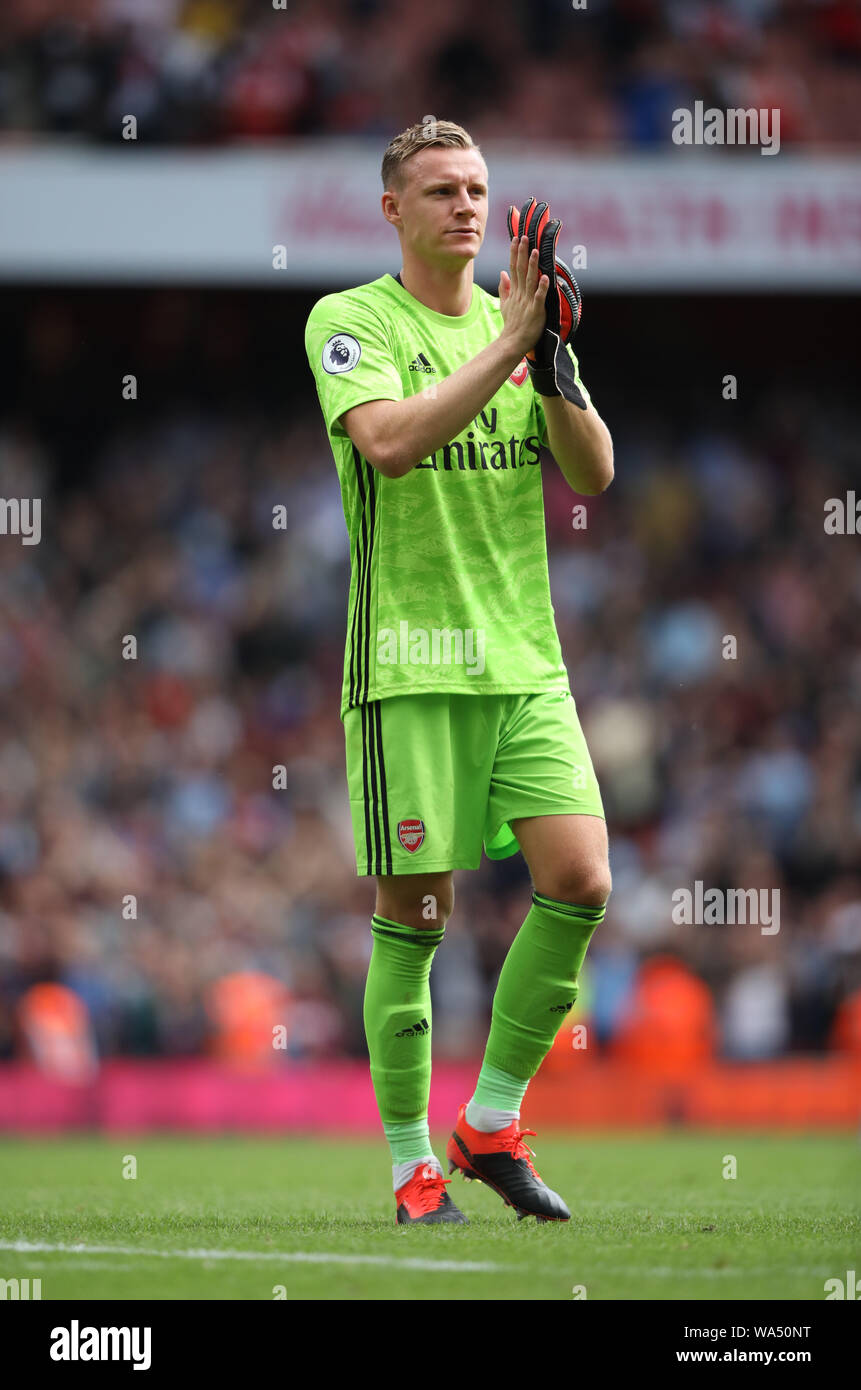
[304,272,592,721]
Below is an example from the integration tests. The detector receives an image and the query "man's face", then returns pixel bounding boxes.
[384,146,489,268]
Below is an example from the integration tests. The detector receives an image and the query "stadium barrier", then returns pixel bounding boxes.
[1,150,859,288]
[0,1057,858,1132]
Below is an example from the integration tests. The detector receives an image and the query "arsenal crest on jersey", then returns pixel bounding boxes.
[509,359,528,386]
[398,818,425,852]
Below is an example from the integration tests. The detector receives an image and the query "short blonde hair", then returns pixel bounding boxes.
[381,119,481,192]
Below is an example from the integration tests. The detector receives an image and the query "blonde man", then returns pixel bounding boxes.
[305,120,613,1225]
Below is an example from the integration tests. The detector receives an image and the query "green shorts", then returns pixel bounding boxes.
[344,689,604,876]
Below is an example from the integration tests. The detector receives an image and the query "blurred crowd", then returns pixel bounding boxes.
[0,0,859,148]
[0,289,859,1069]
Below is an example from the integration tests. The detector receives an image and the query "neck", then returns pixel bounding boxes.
[398,251,474,317]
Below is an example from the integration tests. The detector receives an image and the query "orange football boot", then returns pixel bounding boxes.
[446,1103,570,1221]
[395,1162,469,1225]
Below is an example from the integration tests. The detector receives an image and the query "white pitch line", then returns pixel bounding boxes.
[617,1265,837,1278]
[0,1239,511,1274]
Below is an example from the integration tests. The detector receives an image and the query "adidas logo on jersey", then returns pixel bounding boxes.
[550,1000,575,1013]
[395,1017,430,1037]
[408,353,436,374]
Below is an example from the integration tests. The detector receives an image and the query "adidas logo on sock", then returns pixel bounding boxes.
[408,353,436,374]
[395,1017,430,1037]
[550,1000,576,1013]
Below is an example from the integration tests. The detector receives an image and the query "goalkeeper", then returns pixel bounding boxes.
[304,119,614,1225]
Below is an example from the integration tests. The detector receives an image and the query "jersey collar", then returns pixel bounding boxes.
[385,272,483,329]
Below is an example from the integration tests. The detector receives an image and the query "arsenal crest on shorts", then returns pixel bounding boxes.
[397,818,425,852]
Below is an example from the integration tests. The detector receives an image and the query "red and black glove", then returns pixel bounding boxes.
[507,197,586,409]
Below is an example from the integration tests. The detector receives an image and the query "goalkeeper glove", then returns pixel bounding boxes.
[507,197,586,409]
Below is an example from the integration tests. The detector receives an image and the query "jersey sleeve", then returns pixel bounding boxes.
[534,344,593,446]
[304,293,404,440]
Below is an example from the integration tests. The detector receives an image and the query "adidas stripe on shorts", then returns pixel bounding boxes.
[343,689,604,876]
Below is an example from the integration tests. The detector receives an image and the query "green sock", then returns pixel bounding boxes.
[363,914,444,1164]
[383,1119,435,1169]
[471,1061,530,1115]
[479,892,606,1094]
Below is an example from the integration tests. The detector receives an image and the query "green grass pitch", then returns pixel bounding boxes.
[0,1132,858,1300]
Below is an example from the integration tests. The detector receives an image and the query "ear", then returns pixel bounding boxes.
[381,191,401,227]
